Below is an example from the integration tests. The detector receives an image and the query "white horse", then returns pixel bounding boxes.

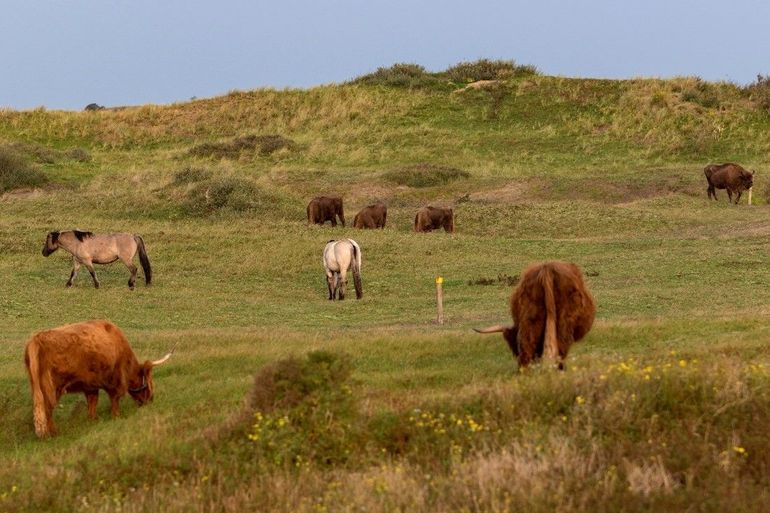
[322,239,362,300]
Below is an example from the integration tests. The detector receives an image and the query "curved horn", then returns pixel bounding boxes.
[473,324,509,334]
[151,341,178,366]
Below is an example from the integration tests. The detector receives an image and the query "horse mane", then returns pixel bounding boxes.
[73,230,94,242]
[49,231,60,243]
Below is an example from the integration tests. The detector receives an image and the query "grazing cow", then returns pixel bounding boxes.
[414,206,454,233]
[474,261,595,370]
[353,202,387,229]
[24,320,175,438]
[42,230,152,290]
[704,163,755,204]
[307,196,345,227]
[322,239,362,300]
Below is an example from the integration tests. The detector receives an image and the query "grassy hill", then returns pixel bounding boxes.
[1,62,770,512]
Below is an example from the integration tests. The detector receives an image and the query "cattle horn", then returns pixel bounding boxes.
[473,325,509,334]
[151,341,178,366]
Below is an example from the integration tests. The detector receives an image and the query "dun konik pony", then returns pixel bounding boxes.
[474,261,595,370]
[322,239,362,300]
[42,230,152,289]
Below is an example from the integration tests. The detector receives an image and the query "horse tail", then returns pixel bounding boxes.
[135,235,153,285]
[350,240,363,299]
[540,265,559,364]
[25,337,52,437]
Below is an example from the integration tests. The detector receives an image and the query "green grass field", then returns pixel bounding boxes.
[1,66,770,512]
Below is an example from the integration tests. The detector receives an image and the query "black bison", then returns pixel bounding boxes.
[353,202,387,229]
[307,196,345,227]
[475,261,596,370]
[414,206,454,233]
[704,163,754,204]
[84,103,105,111]
[24,320,175,437]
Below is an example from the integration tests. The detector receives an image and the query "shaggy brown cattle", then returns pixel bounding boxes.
[353,202,387,229]
[307,196,345,227]
[24,320,174,437]
[414,206,454,233]
[475,261,595,370]
[704,163,754,204]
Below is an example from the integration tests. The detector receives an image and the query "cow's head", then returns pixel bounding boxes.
[128,348,175,405]
[474,324,519,357]
[42,231,60,257]
[745,169,756,188]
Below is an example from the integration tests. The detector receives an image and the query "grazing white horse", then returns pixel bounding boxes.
[322,239,362,300]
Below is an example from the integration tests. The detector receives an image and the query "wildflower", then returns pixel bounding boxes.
[575,395,586,405]
[678,359,687,368]
[733,446,748,456]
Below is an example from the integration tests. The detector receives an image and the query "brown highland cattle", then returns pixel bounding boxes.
[704,163,754,204]
[353,202,387,229]
[475,261,595,370]
[414,206,454,233]
[24,320,175,438]
[307,196,345,227]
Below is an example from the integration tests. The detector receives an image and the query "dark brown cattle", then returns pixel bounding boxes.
[414,206,454,233]
[307,196,345,227]
[704,163,755,204]
[353,202,387,229]
[475,261,595,370]
[24,320,174,437]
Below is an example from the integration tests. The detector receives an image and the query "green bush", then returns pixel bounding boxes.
[381,163,470,187]
[443,59,538,83]
[171,166,212,185]
[182,177,278,215]
[246,351,360,467]
[681,79,720,108]
[350,63,440,88]
[188,134,294,159]
[744,74,770,112]
[0,146,48,193]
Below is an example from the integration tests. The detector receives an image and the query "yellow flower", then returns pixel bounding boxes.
[575,395,586,405]
[678,360,687,368]
[733,446,748,456]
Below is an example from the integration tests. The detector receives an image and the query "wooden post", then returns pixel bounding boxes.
[748,187,753,205]
[436,276,444,325]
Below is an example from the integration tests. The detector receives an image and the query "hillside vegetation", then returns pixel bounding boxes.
[1,61,770,512]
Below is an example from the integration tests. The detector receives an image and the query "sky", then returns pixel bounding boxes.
[2,0,769,110]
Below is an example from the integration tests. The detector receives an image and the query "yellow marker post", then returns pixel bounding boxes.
[436,276,444,325]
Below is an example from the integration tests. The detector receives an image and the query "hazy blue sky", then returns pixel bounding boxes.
[2,0,769,110]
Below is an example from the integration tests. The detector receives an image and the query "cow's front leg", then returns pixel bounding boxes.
[108,391,121,418]
[85,392,99,419]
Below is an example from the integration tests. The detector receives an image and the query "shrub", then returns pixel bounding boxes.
[381,163,470,188]
[188,134,294,159]
[245,351,360,467]
[350,63,439,88]
[171,166,212,185]
[180,176,291,216]
[744,74,770,112]
[0,146,48,193]
[681,79,720,109]
[443,59,538,83]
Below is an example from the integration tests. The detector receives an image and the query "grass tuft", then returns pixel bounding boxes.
[0,146,48,193]
[381,163,470,188]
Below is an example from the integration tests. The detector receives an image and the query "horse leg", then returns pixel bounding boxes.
[338,269,348,301]
[84,262,100,289]
[326,271,335,300]
[127,264,138,290]
[66,260,81,287]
